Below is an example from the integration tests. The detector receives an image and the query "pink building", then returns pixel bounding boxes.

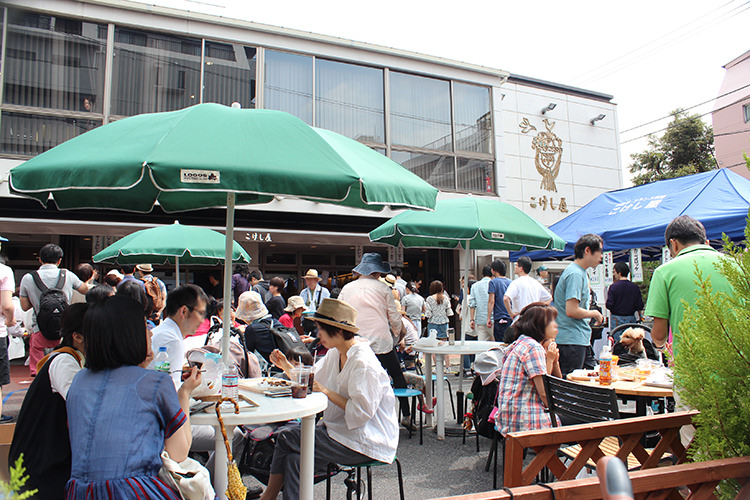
[712,50,750,179]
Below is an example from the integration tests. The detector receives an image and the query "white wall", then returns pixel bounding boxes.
[497,82,621,226]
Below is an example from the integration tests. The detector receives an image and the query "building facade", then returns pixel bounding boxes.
[0,0,622,291]
[713,50,750,179]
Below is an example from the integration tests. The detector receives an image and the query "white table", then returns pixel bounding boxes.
[191,389,328,500]
[412,341,501,439]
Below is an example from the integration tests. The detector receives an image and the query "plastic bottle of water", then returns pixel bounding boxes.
[154,346,170,374]
[222,362,239,401]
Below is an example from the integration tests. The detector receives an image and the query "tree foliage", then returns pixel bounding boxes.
[0,455,37,499]
[629,109,717,186]
[676,225,750,499]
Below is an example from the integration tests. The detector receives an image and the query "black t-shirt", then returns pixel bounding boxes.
[266,295,286,320]
[606,280,644,316]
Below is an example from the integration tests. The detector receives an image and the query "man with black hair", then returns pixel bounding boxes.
[553,234,605,376]
[504,256,552,323]
[486,259,512,343]
[250,269,272,304]
[117,264,145,290]
[20,244,89,376]
[71,263,97,304]
[606,262,644,337]
[645,215,732,352]
[150,284,208,387]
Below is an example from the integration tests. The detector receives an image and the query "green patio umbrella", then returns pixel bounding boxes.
[9,103,438,365]
[369,195,565,341]
[93,222,252,287]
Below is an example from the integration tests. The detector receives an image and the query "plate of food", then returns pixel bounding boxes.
[241,377,293,394]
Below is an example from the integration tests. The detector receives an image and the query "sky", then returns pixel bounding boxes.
[142,0,749,184]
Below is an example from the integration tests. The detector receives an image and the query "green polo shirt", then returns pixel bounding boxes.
[645,244,733,342]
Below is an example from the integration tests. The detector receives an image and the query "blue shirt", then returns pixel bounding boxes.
[488,277,511,321]
[469,277,492,324]
[554,262,591,345]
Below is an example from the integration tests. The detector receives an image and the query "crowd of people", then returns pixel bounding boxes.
[0,213,731,499]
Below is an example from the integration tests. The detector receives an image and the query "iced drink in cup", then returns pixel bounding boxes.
[290,366,311,399]
[307,365,315,392]
[636,358,651,381]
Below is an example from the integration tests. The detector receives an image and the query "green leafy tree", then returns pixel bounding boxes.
[0,455,37,499]
[676,226,750,499]
[629,109,717,186]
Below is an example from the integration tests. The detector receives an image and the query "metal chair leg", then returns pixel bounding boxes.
[395,458,405,500]
[492,431,499,489]
[326,463,333,500]
[366,466,373,500]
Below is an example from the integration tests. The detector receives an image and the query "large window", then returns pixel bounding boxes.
[315,59,384,144]
[203,42,256,109]
[1,11,106,154]
[391,151,455,191]
[111,28,201,117]
[0,8,495,194]
[390,72,452,151]
[264,50,313,124]
[454,82,492,154]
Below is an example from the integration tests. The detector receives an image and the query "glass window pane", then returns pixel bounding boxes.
[203,42,256,109]
[111,27,201,116]
[454,82,492,154]
[315,59,384,143]
[264,50,312,124]
[457,157,494,194]
[4,10,107,112]
[390,72,451,151]
[391,150,455,190]
[1,111,100,155]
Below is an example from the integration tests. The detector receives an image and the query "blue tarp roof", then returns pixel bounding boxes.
[511,169,750,261]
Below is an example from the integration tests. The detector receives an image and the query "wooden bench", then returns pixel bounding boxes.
[431,456,750,500]
[503,410,698,488]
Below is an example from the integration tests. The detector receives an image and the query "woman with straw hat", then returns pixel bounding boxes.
[260,298,398,500]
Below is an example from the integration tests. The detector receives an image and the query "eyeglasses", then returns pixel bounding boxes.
[187,305,206,319]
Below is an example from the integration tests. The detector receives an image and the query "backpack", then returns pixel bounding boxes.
[470,375,500,439]
[269,322,308,357]
[141,277,165,312]
[30,270,68,341]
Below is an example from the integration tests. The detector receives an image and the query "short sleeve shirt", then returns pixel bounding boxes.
[488,277,512,321]
[0,264,15,338]
[645,245,732,342]
[19,264,83,333]
[553,262,591,345]
[496,335,551,435]
[504,275,552,318]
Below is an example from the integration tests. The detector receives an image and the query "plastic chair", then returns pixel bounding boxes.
[393,388,423,445]
[326,458,405,500]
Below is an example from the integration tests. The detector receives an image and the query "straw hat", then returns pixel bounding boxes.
[384,274,397,286]
[284,295,305,312]
[136,263,153,273]
[312,298,359,333]
[302,269,321,281]
[235,291,268,323]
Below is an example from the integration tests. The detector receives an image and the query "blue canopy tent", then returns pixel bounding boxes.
[511,169,750,261]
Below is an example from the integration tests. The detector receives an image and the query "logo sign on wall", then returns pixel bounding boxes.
[630,248,643,282]
[602,251,614,286]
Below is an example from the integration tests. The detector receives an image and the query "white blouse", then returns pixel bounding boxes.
[315,340,399,464]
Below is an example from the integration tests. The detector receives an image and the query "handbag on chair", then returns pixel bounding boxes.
[158,451,216,500]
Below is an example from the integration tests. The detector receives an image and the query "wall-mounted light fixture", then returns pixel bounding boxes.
[541,103,557,114]
[590,114,606,125]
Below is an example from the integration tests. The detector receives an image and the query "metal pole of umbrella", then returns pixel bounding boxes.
[221,192,235,368]
[456,240,470,424]
[175,257,180,287]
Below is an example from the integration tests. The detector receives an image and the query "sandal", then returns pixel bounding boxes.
[418,403,434,414]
